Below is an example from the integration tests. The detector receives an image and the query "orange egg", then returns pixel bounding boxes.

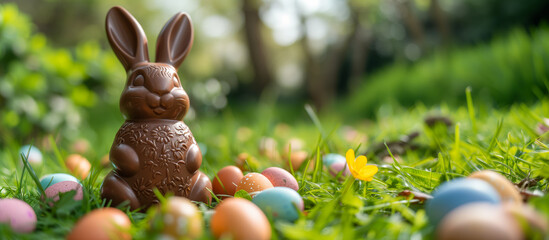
[211,198,271,240]
[235,173,273,197]
[67,208,131,240]
[213,166,244,198]
[65,154,91,179]
[468,170,522,205]
[286,151,309,171]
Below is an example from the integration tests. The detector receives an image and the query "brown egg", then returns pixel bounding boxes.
[437,203,523,240]
[468,170,522,205]
[213,166,244,198]
[234,153,259,172]
[153,197,202,239]
[211,198,271,240]
[65,154,91,179]
[67,208,131,240]
[235,173,273,197]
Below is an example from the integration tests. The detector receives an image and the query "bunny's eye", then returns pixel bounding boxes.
[173,76,180,87]
[133,75,144,86]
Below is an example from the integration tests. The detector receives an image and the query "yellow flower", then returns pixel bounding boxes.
[346,148,378,181]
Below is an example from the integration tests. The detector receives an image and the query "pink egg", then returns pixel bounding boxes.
[43,181,83,206]
[329,161,352,177]
[261,167,299,191]
[0,198,37,233]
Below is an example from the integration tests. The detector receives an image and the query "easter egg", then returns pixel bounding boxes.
[261,167,299,191]
[468,170,522,205]
[67,208,131,240]
[426,178,501,224]
[152,197,202,239]
[323,153,345,167]
[259,137,278,160]
[235,153,259,172]
[0,198,37,233]
[252,187,304,222]
[43,181,83,206]
[39,173,80,190]
[235,173,274,197]
[213,166,244,198]
[19,145,43,167]
[211,198,271,240]
[65,154,91,179]
[437,203,523,240]
[328,161,352,178]
[287,151,309,170]
[71,139,90,154]
[283,138,305,154]
[503,203,548,236]
[100,154,110,168]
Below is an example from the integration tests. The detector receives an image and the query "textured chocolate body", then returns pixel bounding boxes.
[100,6,211,211]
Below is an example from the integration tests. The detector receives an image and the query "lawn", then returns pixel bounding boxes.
[1,95,548,239]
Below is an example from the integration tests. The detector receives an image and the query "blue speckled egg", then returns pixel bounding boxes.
[252,187,303,222]
[323,153,345,167]
[39,173,80,190]
[426,178,501,224]
[19,145,43,167]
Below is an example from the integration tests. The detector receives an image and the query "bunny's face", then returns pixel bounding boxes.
[106,7,194,121]
[121,63,189,120]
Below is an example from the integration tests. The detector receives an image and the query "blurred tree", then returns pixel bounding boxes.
[242,0,274,96]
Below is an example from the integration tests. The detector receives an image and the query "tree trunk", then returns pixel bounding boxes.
[429,0,452,46]
[242,0,273,96]
[395,0,425,48]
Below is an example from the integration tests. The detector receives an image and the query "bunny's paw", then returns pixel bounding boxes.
[188,170,212,204]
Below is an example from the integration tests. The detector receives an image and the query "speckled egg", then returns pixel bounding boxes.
[67,208,131,240]
[211,198,271,240]
[19,145,43,167]
[252,187,303,222]
[235,173,274,197]
[39,173,80,190]
[152,196,202,239]
[437,203,523,240]
[43,181,83,206]
[468,170,522,205]
[65,154,91,179]
[0,198,37,233]
[426,178,501,224]
[261,167,299,191]
[328,161,352,178]
[322,153,345,167]
[213,166,244,198]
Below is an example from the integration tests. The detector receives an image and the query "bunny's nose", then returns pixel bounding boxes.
[160,94,174,108]
[146,93,173,111]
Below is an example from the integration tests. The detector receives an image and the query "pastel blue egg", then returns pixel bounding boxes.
[39,173,80,190]
[426,178,501,224]
[19,145,43,166]
[323,153,345,167]
[252,187,303,222]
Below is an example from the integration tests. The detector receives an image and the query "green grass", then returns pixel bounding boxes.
[1,95,548,239]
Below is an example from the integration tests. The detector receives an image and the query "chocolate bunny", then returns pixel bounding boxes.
[100,6,212,210]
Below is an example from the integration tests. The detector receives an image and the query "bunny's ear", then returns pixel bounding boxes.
[155,12,193,69]
[106,6,149,71]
